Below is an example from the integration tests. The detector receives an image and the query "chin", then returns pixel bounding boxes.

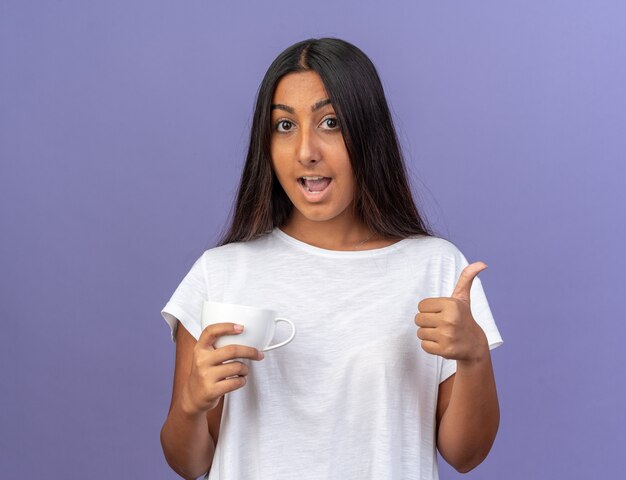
[293,205,351,224]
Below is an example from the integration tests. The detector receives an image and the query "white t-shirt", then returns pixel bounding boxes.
[161,228,503,480]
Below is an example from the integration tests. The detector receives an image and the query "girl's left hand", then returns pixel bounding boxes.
[415,262,489,363]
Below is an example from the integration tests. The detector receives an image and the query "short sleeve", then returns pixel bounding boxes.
[439,246,503,384]
[161,253,208,343]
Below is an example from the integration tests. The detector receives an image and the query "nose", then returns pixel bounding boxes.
[296,126,321,166]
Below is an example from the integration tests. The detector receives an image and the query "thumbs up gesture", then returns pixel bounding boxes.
[415,262,489,362]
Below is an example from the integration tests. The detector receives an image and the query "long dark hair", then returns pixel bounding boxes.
[218,37,434,245]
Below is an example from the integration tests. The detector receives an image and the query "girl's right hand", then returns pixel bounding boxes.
[181,323,264,415]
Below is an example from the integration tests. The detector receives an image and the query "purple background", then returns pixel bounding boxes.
[2,1,625,478]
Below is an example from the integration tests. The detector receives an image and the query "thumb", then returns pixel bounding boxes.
[451,261,488,303]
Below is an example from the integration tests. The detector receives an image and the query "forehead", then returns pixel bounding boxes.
[271,71,329,106]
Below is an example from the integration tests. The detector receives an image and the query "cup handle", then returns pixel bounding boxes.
[263,317,296,351]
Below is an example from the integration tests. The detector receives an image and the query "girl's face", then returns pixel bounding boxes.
[270,71,356,228]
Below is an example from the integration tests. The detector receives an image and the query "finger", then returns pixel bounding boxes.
[420,340,442,356]
[212,376,248,397]
[414,312,440,328]
[212,344,264,364]
[417,297,444,313]
[212,360,250,381]
[416,326,439,342]
[198,322,243,349]
[451,262,488,304]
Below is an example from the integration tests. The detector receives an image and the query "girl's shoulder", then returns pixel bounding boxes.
[402,234,462,255]
[199,232,467,267]
[398,235,474,271]
[199,231,276,262]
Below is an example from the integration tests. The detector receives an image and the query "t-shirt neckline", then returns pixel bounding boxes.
[271,227,414,258]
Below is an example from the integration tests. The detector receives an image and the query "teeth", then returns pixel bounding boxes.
[300,176,325,180]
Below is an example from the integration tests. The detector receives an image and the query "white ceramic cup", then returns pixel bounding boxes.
[201,301,296,352]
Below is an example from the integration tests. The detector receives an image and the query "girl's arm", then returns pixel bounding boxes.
[415,261,500,472]
[435,341,499,472]
[160,321,262,479]
[160,323,217,480]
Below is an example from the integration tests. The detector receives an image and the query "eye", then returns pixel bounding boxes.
[321,117,340,130]
[275,120,294,133]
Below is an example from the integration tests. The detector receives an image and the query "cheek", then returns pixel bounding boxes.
[344,181,356,204]
[270,153,289,182]
[272,169,291,193]
[271,162,296,197]
[340,165,356,199]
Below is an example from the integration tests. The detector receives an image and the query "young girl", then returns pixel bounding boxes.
[159,38,503,480]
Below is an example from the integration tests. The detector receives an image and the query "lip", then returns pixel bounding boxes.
[297,177,333,203]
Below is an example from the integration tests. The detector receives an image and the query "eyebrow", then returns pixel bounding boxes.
[270,98,332,114]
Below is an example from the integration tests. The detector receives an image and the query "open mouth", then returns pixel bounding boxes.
[298,176,332,194]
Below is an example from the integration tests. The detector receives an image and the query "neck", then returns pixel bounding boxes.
[280,210,375,251]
